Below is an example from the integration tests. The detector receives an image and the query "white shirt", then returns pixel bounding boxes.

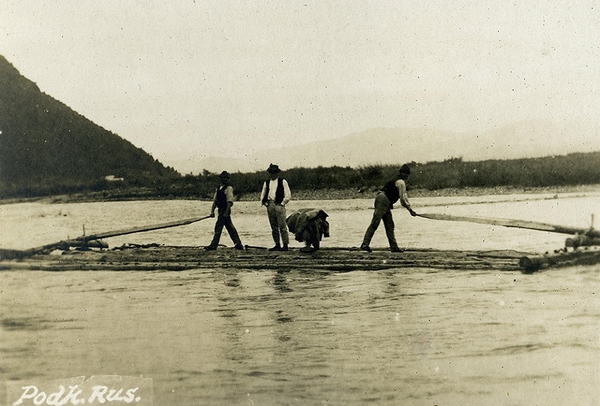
[260,178,291,206]
[394,179,411,209]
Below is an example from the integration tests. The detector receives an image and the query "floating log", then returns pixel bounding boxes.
[519,246,600,273]
[0,239,109,260]
[564,235,600,249]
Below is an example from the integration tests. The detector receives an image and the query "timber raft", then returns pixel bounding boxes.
[3,244,597,273]
[2,212,599,273]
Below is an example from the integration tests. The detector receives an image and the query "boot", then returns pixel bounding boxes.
[280,244,289,251]
[268,244,281,251]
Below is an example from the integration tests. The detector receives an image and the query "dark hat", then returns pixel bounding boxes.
[399,164,411,175]
[219,171,230,178]
[266,163,281,174]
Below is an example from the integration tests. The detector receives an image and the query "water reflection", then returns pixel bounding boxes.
[272,270,293,293]
[1,266,598,405]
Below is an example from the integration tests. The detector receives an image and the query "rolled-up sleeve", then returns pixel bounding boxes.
[225,186,235,204]
[395,179,411,209]
[282,180,291,205]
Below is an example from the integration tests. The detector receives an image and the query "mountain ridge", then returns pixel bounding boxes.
[0,55,179,196]
[181,121,600,174]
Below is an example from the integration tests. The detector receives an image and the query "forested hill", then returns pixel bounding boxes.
[0,55,179,197]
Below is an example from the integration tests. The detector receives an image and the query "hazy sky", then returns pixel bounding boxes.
[2,0,600,171]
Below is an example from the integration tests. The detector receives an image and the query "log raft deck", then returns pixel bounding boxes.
[2,244,600,274]
[1,214,599,274]
[0,245,532,272]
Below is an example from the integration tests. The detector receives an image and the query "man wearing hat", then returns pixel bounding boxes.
[204,171,244,251]
[260,163,292,251]
[360,164,417,252]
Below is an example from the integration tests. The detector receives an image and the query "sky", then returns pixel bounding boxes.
[2,0,600,173]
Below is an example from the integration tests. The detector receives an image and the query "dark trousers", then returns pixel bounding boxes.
[362,193,399,249]
[209,210,242,247]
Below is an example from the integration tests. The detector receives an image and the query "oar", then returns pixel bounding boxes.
[417,213,597,236]
[80,215,212,241]
[5,215,212,258]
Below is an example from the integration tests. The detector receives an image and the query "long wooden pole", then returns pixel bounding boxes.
[417,213,596,236]
[81,215,212,241]
[3,215,212,259]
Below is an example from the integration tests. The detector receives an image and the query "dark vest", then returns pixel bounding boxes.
[382,179,400,204]
[216,184,230,209]
[262,178,285,205]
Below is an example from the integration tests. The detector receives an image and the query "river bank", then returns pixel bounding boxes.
[2,183,600,205]
[272,183,600,201]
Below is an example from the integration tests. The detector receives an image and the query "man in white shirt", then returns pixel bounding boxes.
[260,163,292,251]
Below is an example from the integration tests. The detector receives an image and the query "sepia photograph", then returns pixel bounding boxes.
[1,1,599,405]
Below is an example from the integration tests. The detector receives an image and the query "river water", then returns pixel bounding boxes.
[1,192,600,405]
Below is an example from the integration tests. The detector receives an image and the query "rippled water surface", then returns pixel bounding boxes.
[1,192,600,405]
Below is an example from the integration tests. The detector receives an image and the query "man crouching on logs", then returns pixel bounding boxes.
[286,208,330,253]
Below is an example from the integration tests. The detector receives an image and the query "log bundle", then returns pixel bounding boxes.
[519,246,600,273]
[0,245,527,272]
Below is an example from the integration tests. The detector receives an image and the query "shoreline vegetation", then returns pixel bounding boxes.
[3,153,600,204]
[2,184,599,206]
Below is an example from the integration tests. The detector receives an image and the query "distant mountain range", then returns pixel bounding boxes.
[4,52,600,192]
[183,121,600,174]
[0,55,178,195]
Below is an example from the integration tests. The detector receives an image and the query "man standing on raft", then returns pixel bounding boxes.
[360,164,417,252]
[204,171,244,251]
[260,163,292,251]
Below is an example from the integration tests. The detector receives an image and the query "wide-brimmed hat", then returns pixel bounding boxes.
[399,164,411,175]
[219,171,230,178]
[266,163,281,174]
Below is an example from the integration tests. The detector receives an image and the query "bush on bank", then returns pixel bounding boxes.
[3,151,600,201]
